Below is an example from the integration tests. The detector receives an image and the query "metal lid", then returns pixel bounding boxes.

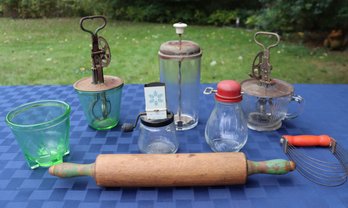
[73,75,123,92]
[158,40,202,59]
[140,111,174,127]
[241,78,293,98]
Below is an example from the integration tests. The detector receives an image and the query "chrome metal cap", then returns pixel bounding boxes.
[158,40,202,59]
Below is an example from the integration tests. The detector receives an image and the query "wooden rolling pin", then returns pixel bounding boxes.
[49,153,295,187]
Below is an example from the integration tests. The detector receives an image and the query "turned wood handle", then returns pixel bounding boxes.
[282,135,332,147]
[48,153,295,187]
[49,163,95,178]
[247,159,295,175]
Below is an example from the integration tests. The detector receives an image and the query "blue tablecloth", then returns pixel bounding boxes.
[1,84,348,208]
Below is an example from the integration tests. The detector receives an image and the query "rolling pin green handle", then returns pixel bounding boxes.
[247,159,296,175]
[48,163,95,178]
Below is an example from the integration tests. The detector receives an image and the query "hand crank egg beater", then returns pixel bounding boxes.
[241,32,304,131]
[73,15,124,130]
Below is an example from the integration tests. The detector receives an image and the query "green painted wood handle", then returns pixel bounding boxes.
[247,159,296,175]
[49,163,95,178]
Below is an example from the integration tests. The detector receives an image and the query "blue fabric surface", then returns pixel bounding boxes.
[0,84,348,208]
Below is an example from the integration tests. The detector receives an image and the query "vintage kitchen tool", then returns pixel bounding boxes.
[122,83,179,154]
[74,15,123,130]
[136,111,178,154]
[159,23,202,131]
[204,80,248,152]
[241,31,304,131]
[6,100,70,169]
[49,152,295,187]
[281,135,348,186]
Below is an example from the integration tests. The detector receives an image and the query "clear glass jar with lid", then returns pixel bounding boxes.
[159,23,202,131]
[138,111,179,154]
[204,80,248,152]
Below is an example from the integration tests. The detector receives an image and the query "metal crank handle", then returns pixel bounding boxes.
[121,112,147,132]
[254,31,280,50]
[281,135,333,147]
[80,15,107,36]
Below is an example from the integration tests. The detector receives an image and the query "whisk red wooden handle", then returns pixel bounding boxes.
[282,135,332,146]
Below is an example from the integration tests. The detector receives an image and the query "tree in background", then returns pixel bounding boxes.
[1,0,347,33]
[248,0,348,32]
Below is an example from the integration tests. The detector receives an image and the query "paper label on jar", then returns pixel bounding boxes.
[146,110,167,120]
[144,83,167,120]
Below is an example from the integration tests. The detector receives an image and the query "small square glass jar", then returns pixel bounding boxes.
[138,112,179,154]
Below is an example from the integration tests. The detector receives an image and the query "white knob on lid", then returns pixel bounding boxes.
[173,23,187,35]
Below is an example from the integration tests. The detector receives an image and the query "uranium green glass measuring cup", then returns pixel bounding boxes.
[5,100,71,169]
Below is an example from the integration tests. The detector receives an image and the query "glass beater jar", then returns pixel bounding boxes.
[74,16,123,130]
[204,80,248,152]
[159,23,202,131]
[241,32,304,131]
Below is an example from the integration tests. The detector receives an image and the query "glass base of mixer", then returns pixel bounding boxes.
[174,114,198,131]
[90,118,119,130]
[247,112,282,131]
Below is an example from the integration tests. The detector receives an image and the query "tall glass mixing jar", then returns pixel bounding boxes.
[159,23,202,131]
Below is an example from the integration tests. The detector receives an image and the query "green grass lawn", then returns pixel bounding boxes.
[0,18,347,85]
